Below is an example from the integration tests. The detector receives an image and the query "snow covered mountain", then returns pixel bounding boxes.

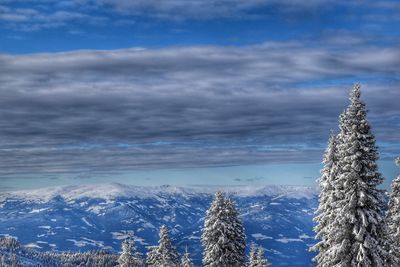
[0,183,318,266]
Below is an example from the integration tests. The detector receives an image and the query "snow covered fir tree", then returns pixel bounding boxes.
[386,157,400,262]
[256,247,269,267]
[248,243,270,267]
[249,243,259,267]
[117,237,144,267]
[0,236,118,266]
[312,84,395,266]
[201,191,246,267]
[180,248,195,267]
[146,225,180,267]
[310,133,339,265]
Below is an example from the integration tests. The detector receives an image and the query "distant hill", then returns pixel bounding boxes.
[0,183,318,266]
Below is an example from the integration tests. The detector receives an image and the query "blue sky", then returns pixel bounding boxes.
[2,0,400,53]
[0,0,399,190]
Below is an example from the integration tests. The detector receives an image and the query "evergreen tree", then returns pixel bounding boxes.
[117,237,144,267]
[0,256,6,267]
[248,244,269,267]
[311,133,339,265]
[147,225,179,267]
[10,254,19,267]
[248,243,258,267]
[1,257,5,267]
[202,191,246,267]
[180,248,195,267]
[386,157,400,262]
[322,84,393,266]
[145,246,158,267]
[202,191,227,267]
[225,198,246,264]
[256,247,269,267]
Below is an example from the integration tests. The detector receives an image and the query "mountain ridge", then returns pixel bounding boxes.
[0,183,318,266]
[0,182,317,201]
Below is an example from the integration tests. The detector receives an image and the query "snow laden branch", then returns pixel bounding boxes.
[386,158,400,262]
[202,191,246,267]
[312,84,395,266]
[146,225,180,267]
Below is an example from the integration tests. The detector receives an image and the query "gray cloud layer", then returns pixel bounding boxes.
[0,42,399,177]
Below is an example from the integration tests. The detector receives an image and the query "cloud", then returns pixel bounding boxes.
[1,0,399,32]
[0,42,399,177]
[94,0,328,20]
[234,177,264,183]
[0,3,108,31]
[95,0,400,23]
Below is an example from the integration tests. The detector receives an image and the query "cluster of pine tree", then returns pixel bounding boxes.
[0,236,118,267]
[0,191,271,267]
[115,191,269,267]
[312,84,400,266]
[248,243,269,267]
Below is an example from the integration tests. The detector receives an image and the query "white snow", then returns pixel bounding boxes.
[111,231,132,240]
[29,208,49,213]
[25,243,42,249]
[81,217,94,228]
[87,205,105,214]
[251,233,273,240]
[142,222,156,229]
[66,238,104,248]
[0,183,317,202]
[299,234,312,239]
[276,237,304,243]
[111,231,148,245]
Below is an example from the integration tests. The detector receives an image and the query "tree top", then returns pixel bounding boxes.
[350,83,362,101]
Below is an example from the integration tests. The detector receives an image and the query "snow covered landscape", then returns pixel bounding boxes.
[1,1,399,266]
[0,183,317,266]
[1,83,399,267]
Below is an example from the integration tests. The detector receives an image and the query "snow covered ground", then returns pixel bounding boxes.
[0,183,318,266]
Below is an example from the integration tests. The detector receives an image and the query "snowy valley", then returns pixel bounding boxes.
[0,183,317,266]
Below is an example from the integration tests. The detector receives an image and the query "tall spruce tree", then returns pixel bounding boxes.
[202,191,246,267]
[311,133,339,265]
[117,237,144,267]
[386,157,400,262]
[322,84,392,266]
[147,225,179,267]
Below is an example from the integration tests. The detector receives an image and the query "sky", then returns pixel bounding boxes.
[0,0,399,191]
